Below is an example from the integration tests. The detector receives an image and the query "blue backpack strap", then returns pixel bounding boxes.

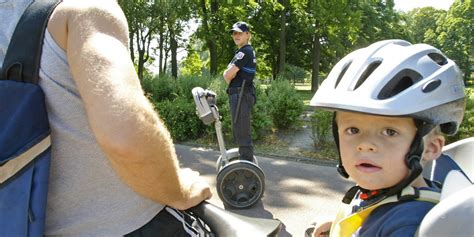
[1,0,61,83]
[0,1,60,236]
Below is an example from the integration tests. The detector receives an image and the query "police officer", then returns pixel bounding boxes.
[223,21,257,162]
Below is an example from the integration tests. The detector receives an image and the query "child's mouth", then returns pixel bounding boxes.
[356,162,381,172]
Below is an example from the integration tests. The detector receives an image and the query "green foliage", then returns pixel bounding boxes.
[141,74,178,104]
[434,0,473,83]
[156,97,206,142]
[175,74,212,98]
[400,0,472,86]
[180,51,204,76]
[310,109,333,148]
[142,73,272,142]
[251,81,273,139]
[279,64,308,84]
[142,74,215,141]
[266,79,304,129]
[404,7,446,44]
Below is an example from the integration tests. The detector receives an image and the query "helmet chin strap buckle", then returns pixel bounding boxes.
[406,154,422,167]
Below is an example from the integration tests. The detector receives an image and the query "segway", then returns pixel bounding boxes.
[192,87,265,209]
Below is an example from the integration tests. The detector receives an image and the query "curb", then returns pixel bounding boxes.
[177,142,338,168]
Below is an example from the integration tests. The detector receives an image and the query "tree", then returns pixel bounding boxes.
[118,0,161,80]
[405,7,446,44]
[436,0,473,83]
[195,0,221,75]
[180,51,204,75]
[295,0,361,91]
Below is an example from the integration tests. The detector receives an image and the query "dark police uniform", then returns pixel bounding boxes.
[227,44,256,161]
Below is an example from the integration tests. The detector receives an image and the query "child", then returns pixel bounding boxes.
[309,39,466,237]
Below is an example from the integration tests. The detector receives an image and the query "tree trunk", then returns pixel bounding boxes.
[136,31,145,80]
[158,16,165,75]
[129,31,135,64]
[311,22,321,92]
[163,41,170,75]
[169,26,178,78]
[277,0,287,77]
[200,0,218,75]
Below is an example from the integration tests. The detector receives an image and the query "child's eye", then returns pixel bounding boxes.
[383,128,399,136]
[345,127,359,135]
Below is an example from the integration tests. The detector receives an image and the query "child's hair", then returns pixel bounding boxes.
[310,39,466,196]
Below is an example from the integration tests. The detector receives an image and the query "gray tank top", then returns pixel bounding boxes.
[1,1,162,236]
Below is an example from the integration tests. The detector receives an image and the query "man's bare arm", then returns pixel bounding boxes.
[48,1,211,210]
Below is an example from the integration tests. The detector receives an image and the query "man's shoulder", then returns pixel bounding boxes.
[56,0,127,27]
[57,0,122,14]
[48,0,128,50]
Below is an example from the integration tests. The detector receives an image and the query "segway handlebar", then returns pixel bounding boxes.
[192,87,228,160]
[188,201,282,237]
[192,87,217,125]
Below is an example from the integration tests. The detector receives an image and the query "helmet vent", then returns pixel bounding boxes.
[428,53,448,65]
[422,79,442,93]
[378,69,422,99]
[335,61,352,88]
[354,61,381,90]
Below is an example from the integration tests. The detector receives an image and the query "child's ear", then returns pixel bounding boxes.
[423,134,445,162]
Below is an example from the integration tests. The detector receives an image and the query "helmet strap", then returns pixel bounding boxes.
[383,131,423,198]
[383,120,434,197]
[332,113,350,178]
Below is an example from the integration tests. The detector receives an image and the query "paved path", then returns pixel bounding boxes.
[176,144,353,236]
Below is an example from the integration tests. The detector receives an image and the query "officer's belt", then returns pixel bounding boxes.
[226,86,253,94]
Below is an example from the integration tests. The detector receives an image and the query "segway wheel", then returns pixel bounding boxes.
[216,161,265,209]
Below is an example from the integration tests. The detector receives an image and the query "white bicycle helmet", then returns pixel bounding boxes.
[311,40,466,200]
[310,39,465,135]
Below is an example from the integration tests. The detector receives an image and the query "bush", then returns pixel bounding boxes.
[310,109,333,148]
[143,74,216,142]
[176,74,212,99]
[266,80,304,129]
[141,74,178,104]
[156,97,206,142]
[251,80,273,139]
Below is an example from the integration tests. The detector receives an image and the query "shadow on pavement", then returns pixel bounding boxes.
[176,144,352,236]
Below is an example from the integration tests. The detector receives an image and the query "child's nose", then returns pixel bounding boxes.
[357,142,377,152]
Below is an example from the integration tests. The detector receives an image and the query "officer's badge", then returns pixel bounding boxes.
[235,51,245,60]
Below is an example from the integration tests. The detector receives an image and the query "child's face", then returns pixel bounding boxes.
[336,111,417,190]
